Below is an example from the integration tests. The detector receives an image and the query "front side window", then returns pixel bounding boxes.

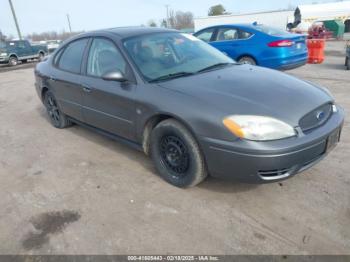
[216,28,238,41]
[123,32,234,82]
[58,38,88,74]
[17,41,26,48]
[195,28,215,43]
[87,38,126,77]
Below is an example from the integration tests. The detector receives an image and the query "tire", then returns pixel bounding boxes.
[44,91,71,128]
[150,119,207,187]
[346,57,350,70]
[238,56,256,65]
[8,56,18,66]
[38,52,45,62]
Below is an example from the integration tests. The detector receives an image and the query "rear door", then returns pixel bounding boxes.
[49,38,89,121]
[80,37,136,140]
[210,27,240,59]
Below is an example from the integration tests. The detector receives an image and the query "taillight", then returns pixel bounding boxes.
[268,40,294,47]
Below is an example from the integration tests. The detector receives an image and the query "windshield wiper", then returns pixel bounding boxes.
[149,71,195,83]
[197,62,234,73]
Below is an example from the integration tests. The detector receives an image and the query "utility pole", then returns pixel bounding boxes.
[8,0,22,40]
[165,5,169,28]
[66,14,72,33]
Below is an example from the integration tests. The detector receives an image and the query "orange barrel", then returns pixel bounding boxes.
[307,39,325,64]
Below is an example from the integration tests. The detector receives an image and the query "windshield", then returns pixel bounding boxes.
[254,25,288,36]
[123,32,234,82]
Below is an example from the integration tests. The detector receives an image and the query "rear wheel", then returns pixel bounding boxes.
[150,119,207,187]
[238,56,256,65]
[44,91,71,128]
[8,56,18,66]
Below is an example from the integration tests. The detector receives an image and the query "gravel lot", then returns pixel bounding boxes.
[0,41,349,255]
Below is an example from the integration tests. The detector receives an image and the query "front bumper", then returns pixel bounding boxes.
[0,57,9,64]
[199,107,345,183]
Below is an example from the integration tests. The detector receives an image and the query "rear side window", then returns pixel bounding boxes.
[239,30,252,39]
[58,38,88,74]
[216,28,238,41]
[195,28,215,43]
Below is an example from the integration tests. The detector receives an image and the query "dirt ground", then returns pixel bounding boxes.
[0,41,349,255]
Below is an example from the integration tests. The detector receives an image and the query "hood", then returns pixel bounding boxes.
[158,64,333,126]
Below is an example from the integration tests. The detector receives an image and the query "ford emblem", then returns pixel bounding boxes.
[316,111,325,120]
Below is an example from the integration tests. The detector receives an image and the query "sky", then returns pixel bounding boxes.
[0,0,340,37]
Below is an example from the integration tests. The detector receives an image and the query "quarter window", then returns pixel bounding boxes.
[195,28,215,43]
[87,38,126,77]
[58,38,88,74]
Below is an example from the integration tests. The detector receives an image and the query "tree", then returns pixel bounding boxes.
[0,30,6,41]
[167,10,194,30]
[208,4,230,16]
[148,20,157,27]
[160,19,168,28]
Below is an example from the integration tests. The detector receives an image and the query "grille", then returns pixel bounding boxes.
[299,103,332,132]
[258,168,291,178]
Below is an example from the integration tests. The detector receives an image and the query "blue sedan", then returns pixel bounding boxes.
[193,24,308,70]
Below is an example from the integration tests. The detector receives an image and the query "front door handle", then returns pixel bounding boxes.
[82,84,92,93]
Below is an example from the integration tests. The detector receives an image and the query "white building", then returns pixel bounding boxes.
[194,1,350,33]
[194,10,293,31]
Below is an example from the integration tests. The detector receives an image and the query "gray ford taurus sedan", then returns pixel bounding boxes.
[34,27,344,187]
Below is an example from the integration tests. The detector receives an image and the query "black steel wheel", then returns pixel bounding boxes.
[150,119,207,187]
[44,91,71,128]
[159,135,190,176]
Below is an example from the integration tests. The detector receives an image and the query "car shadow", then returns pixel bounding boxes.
[37,106,261,192]
[198,176,260,193]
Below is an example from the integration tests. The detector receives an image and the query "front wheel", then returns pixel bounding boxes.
[44,91,71,128]
[150,119,207,187]
[8,56,18,66]
[38,52,45,62]
[238,56,256,65]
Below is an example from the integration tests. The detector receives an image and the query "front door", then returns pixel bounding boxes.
[81,37,136,141]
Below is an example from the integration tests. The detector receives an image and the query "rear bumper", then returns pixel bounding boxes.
[199,107,344,183]
[260,52,308,70]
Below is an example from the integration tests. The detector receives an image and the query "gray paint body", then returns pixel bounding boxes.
[34,27,344,183]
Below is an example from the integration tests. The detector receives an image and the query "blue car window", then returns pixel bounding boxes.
[195,28,215,43]
[216,28,238,41]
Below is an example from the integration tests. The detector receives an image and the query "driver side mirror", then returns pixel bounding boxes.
[102,70,128,82]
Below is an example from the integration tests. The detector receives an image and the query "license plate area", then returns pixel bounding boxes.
[326,128,341,152]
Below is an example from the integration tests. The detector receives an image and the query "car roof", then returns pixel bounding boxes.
[197,23,262,31]
[86,26,178,39]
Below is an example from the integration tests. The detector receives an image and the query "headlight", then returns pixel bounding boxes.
[223,115,296,141]
[0,53,7,57]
